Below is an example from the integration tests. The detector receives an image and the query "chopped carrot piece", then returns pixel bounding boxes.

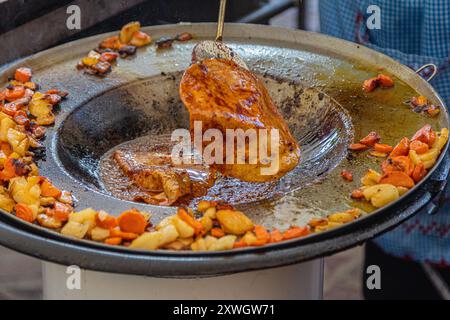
[100,52,119,63]
[177,207,203,235]
[4,86,25,101]
[377,74,394,88]
[2,102,18,116]
[211,228,225,238]
[15,203,35,223]
[374,143,393,154]
[254,226,270,245]
[379,171,415,188]
[412,162,427,183]
[349,143,369,151]
[283,226,309,240]
[117,208,147,234]
[110,228,138,240]
[427,105,440,117]
[360,131,381,147]
[99,36,121,50]
[0,158,19,180]
[95,210,118,229]
[363,78,378,92]
[50,202,73,222]
[412,124,436,147]
[104,237,122,245]
[382,156,414,176]
[14,67,32,83]
[341,170,353,182]
[233,239,248,248]
[351,189,365,199]
[269,229,284,243]
[390,137,410,157]
[13,110,30,126]
[410,140,429,154]
[40,179,62,198]
[0,142,12,156]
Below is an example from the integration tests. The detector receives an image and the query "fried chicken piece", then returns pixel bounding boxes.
[179,58,300,182]
[114,150,191,205]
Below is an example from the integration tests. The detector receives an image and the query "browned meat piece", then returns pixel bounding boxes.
[114,150,191,205]
[179,58,300,182]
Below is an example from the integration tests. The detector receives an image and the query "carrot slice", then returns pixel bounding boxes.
[15,203,35,223]
[379,171,415,188]
[233,239,248,248]
[110,228,138,240]
[0,158,19,180]
[95,210,118,229]
[269,229,284,243]
[382,156,414,176]
[177,207,203,235]
[4,86,25,101]
[40,179,62,198]
[412,162,427,183]
[341,170,353,182]
[50,202,73,222]
[390,137,410,157]
[410,140,429,154]
[104,237,122,245]
[412,124,436,147]
[0,142,12,156]
[363,78,378,92]
[211,228,225,238]
[374,143,393,154]
[117,209,147,234]
[360,131,381,147]
[351,189,365,199]
[349,143,369,151]
[283,226,309,240]
[254,226,270,245]
[377,74,394,88]
[14,67,32,83]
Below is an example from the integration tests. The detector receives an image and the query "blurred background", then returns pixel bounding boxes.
[0,0,363,299]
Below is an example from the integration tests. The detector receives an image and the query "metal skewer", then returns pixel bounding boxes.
[216,0,227,41]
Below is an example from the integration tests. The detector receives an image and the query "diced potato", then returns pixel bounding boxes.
[119,21,141,44]
[7,128,29,156]
[0,117,16,142]
[434,128,449,151]
[130,31,152,47]
[409,150,421,166]
[90,227,111,241]
[207,235,237,251]
[0,187,15,212]
[171,216,195,238]
[9,176,41,207]
[130,225,179,250]
[200,215,213,233]
[216,209,254,235]
[37,214,62,229]
[328,211,356,223]
[204,207,217,219]
[191,237,207,251]
[418,148,439,162]
[363,184,399,208]
[422,158,437,169]
[156,216,174,230]
[68,208,97,232]
[361,169,382,186]
[29,97,54,125]
[397,186,409,196]
[61,221,90,239]
[241,231,258,245]
[40,196,56,207]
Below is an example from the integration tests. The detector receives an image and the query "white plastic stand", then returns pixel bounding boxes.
[42,259,324,300]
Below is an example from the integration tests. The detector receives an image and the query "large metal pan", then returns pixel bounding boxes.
[0,23,448,277]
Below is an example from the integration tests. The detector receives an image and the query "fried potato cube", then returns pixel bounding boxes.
[68,208,97,232]
[61,221,90,239]
[90,227,111,241]
[0,186,15,212]
[119,21,141,44]
[363,184,400,208]
[216,209,254,235]
[7,128,29,156]
[207,235,237,251]
[0,117,16,142]
[361,169,382,186]
[130,225,179,250]
[9,176,41,207]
